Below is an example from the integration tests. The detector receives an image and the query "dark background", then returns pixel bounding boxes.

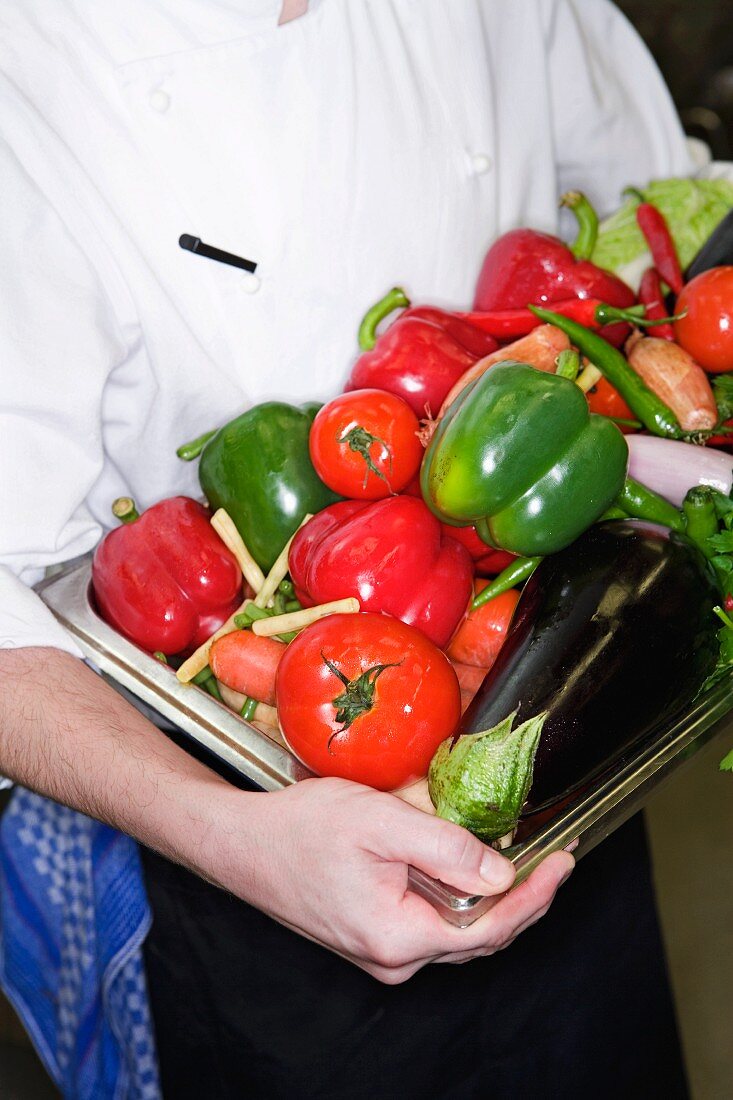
[617,0,733,158]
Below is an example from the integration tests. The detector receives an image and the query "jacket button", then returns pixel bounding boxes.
[241,273,261,293]
[470,152,493,175]
[149,89,171,113]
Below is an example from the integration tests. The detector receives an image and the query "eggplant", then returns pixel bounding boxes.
[429,522,719,838]
[686,208,733,281]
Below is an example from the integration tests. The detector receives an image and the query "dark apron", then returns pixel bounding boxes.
[141,810,688,1100]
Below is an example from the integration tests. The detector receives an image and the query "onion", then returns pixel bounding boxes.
[626,435,733,506]
[625,333,717,432]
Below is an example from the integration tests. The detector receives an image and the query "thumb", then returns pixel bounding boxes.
[374,799,516,897]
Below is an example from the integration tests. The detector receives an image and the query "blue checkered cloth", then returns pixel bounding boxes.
[0,788,161,1099]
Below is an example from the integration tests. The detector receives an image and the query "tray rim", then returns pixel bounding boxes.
[36,556,733,927]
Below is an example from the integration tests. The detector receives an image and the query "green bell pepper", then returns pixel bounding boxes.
[420,361,628,556]
[179,402,341,571]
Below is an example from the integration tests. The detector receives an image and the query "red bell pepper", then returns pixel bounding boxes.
[289,496,474,648]
[92,496,242,656]
[346,287,498,418]
[473,191,636,345]
[441,523,516,575]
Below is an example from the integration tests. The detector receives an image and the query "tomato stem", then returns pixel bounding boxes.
[322,652,402,747]
[338,424,392,490]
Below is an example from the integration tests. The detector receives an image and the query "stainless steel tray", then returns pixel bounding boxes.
[37,558,733,927]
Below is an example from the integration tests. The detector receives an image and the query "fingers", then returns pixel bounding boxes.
[366,796,516,896]
[433,850,575,960]
[344,852,574,982]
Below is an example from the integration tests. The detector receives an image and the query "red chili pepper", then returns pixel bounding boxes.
[289,497,474,648]
[631,195,684,296]
[92,496,242,656]
[637,267,676,341]
[458,296,648,341]
[705,419,733,448]
[347,288,498,418]
[473,192,637,323]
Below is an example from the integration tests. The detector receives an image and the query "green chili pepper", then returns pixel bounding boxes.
[683,486,719,554]
[618,478,685,532]
[528,305,683,439]
[471,556,542,611]
[608,416,642,430]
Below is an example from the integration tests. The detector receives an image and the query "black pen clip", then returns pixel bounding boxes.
[179,234,257,274]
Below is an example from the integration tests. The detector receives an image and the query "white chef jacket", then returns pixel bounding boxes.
[0,0,694,658]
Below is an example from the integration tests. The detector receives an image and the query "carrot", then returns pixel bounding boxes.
[447,583,519,668]
[451,661,489,714]
[625,332,717,433]
[452,661,489,695]
[209,629,285,706]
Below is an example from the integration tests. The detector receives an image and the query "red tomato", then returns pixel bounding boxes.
[674,267,733,373]
[586,377,636,430]
[276,612,460,790]
[309,389,423,498]
[446,582,519,667]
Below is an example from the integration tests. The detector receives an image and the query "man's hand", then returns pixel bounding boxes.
[0,647,572,985]
[202,777,574,984]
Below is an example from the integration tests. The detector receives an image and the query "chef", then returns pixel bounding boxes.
[0,1,694,1097]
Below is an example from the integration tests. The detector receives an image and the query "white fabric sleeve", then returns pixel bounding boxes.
[0,136,128,656]
[541,0,694,215]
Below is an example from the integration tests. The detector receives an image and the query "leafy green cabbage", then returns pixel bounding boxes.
[592,177,733,279]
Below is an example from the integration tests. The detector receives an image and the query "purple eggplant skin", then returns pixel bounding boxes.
[458,521,720,812]
[686,209,733,281]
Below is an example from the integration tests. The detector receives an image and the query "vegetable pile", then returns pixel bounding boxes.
[92,178,733,845]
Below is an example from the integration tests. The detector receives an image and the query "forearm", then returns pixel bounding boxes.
[0,646,251,881]
[0,647,573,981]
